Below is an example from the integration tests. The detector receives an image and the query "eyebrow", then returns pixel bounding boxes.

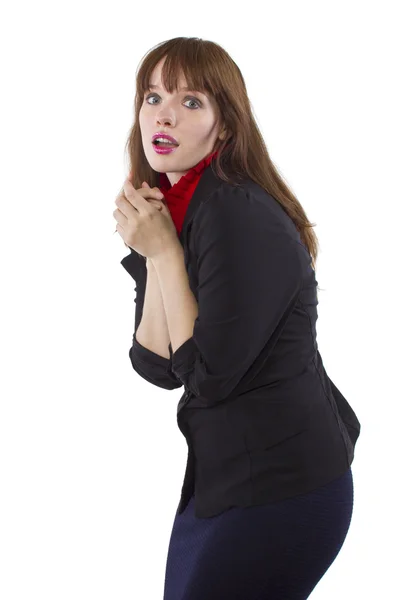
[148,84,203,94]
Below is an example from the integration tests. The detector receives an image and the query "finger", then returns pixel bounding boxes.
[122,189,160,217]
[147,199,163,210]
[122,178,163,206]
[139,188,164,201]
[143,181,163,199]
[153,187,164,199]
[113,206,129,225]
[123,178,140,200]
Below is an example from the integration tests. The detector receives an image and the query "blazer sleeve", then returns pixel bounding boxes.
[169,187,302,402]
[120,248,183,390]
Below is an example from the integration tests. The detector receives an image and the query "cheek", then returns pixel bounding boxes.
[196,123,217,144]
[138,112,149,138]
[138,106,148,124]
[187,119,210,138]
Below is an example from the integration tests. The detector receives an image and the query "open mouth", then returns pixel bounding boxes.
[152,140,179,148]
[152,142,179,154]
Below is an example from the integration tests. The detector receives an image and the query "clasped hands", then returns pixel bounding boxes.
[113,171,180,260]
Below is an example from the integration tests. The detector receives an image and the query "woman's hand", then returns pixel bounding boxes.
[113,173,179,259]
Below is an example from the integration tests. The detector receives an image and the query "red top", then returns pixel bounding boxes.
[158,149,219,235]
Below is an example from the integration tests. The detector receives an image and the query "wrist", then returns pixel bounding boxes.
[151,243,184,267]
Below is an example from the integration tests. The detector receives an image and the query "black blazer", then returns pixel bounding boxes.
[120,164,361,518]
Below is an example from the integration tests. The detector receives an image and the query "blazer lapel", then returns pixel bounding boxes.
[177,162,223,248]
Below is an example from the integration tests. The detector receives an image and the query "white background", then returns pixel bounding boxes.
[1,0,398,598]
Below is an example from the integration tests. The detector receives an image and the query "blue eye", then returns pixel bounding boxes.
[145,93,201,109]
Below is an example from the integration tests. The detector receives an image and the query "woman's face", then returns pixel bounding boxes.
[139,56,222,186]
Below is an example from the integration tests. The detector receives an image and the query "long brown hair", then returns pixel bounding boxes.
[123,37,320,271]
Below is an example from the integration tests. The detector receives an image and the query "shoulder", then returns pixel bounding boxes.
[195,178,300,243]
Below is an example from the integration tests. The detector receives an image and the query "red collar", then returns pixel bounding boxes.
[158,149,219,235]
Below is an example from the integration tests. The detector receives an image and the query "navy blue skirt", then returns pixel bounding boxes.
[163,467,354,600]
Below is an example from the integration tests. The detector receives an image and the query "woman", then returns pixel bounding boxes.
[114,36,361,600]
